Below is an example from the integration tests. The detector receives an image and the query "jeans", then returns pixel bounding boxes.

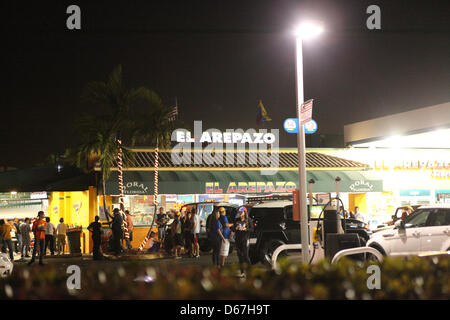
[31,238,45,263]
[125,230,133,249]
[235,238,251,273]
[210,236,221,266]
[92,235,102,260]
[158,228,165,241]
[45,235,55,255]
[16,235,22,253]
[21,238,30,257]
[112,230,123,255]
[2,239,14,261]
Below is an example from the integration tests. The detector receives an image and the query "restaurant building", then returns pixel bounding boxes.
[320,101,450,218]
[101,148,384,245]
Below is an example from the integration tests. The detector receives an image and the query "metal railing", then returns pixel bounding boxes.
[271,244,304,270]
[331,247,383,264]
[271,244,384,270]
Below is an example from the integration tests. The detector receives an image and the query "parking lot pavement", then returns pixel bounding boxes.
[11,249,242,271]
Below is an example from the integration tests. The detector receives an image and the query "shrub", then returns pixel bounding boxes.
[0,255,448,299]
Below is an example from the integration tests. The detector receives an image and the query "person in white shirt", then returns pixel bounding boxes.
[19,218,31,258]
[354,207,365,223]
[44,217,56,255]
[192,211,201,258]
[56,218,67,255]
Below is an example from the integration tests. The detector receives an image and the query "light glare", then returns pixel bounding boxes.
[295,22,324,39]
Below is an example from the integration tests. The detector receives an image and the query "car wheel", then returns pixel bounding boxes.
[367,243,386,261]
[261,239,286,266]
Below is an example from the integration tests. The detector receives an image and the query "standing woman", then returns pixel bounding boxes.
[234,206,253,277]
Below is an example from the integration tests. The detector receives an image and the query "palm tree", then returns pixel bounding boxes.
[73,65,182,248]
[131,101,182,251]
[75,65,160,222]
[72,113,134,222]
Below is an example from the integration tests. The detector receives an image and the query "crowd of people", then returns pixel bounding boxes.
[1,205,254,276]
[0,212,68,264]
[153,205,253,276]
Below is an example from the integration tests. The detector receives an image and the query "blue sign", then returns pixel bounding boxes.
[283,118,298,133]
[399,190,430,197]
[284,118,317,134]
[304,119,318,134]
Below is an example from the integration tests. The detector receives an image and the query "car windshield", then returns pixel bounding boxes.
[404,208,433,228]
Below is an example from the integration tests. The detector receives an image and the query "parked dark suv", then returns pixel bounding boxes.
[248,201,371,264]
[181,202,239,253]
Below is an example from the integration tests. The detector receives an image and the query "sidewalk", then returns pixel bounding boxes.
[11,250,167,263]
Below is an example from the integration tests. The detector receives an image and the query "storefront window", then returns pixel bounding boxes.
[436,191,450,204]
[127,195,157,226]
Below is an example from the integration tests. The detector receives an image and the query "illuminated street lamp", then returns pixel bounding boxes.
[294,21,323,263]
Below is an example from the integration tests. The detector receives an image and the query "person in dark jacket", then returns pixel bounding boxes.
[88,216,103,260]
[233,206,253,277]
[110,208,123,256]
[210,209,224,266]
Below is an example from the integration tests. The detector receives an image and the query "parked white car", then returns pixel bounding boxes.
[367,205,450,256]
[0,253,13,278]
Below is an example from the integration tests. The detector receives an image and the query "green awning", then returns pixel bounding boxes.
[105,169,383,195]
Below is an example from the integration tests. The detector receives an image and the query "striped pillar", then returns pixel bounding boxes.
[154,144,159,205]
[138,144,159,252]
[117,139,129,240]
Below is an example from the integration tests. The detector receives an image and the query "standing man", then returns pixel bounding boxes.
[56,218,67,255]
[156,207,168,242]
[110,208,123,256]
[354,207,365,222]
[19,218,31,258]
[210,209,224,267]
[218,207,233,268]
[0,219,14,261]
[124,210,133,250]
[44,217,56,255]
[28,211,47,266]
[88,216,103,260]
[171,212,183,259]
[14,219,21,254]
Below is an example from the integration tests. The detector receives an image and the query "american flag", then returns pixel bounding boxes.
[167,105,178,122]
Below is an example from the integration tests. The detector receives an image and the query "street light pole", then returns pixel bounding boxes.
[295,35,310,263]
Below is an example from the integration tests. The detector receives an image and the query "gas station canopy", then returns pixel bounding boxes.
[344,101,450,148]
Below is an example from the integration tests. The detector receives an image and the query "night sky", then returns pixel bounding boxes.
[2,0,449,168]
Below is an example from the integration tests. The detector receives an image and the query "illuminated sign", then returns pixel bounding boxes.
[375,160,450,170]
[283,118,318,134]
[175,130,276,144]
[124,181,150,194]
[205,181,297,194]
[30,192,48,199]
[375,160,450,179]
[349,180,374,192]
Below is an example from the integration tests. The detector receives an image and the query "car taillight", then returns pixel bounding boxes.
[364,224,369,230]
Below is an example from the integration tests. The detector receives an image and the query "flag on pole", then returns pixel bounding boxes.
[256,100,272,125]
[167,105,178,122]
